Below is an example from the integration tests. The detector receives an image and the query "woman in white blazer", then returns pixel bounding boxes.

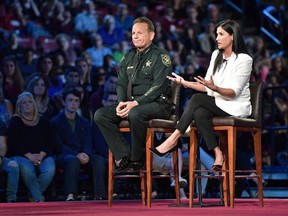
[150,19,252,171]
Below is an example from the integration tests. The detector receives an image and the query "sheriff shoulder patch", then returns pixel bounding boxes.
[161,54,171,66]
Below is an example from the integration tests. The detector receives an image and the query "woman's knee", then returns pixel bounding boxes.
[193,107,211,122]
[190,93,206,105]
[42,157,56,174]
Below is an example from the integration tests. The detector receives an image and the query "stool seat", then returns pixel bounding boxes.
[189,81,264,208]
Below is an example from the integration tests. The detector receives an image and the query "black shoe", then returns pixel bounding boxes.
[128,159,145,171]
[149,145,178,157]
[114,155,131,172]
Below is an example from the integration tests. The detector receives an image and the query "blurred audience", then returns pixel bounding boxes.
[7,92,56,202]
[50,87,106,201]
[0,119,19,203]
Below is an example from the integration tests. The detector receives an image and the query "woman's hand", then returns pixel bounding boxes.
[166,72,185,86]
[194,75,218,92]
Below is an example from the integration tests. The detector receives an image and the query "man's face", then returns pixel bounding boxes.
[65,71,80,86]
[104,76,117,92]
[103,94,118,106]
[132,22,154,51]
[65,93,80,113]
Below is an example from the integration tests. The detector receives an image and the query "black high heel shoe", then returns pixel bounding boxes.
[212,156,225,171]
[149,145,178,157]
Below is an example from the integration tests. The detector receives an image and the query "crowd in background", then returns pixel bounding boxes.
[0,0,288,202]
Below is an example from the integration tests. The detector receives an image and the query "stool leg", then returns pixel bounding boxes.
[172,150,180,205]
[219,132,229,207]
[189,129,198,208]
[108,150,114,207]
[146,128,153,208]
[254,129,264,206]
[140,171,147,206]
[196,145,203,205]
[227,128,236,208]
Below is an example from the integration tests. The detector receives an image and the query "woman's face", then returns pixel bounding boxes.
[33,78,46,97]
[76,60,89,75]
[3,60,16,77]
[20,96,34,114]
[215,26,233,50]
[40,57,53,74]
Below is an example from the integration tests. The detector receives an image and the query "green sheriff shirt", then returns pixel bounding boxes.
[117,43,172,105]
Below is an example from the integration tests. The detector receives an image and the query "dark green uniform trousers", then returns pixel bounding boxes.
[94,101,171,161]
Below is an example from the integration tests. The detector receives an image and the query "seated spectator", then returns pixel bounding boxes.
[197,22,216,55]
[17,48,37,82]
[178,5,202,38]
[20,0,40,22]
[201,3,222,28]
[159,6,183,41]
[36,54,64,97]
[25,74,57,120]
[3,1,50,38]
[97,14,125,49]
[0,32,25,61]
[269,54,288,84]
[114,3,134,39]
[75,57,94,96]
[74,0,98,36]
[90,91,119,199]
[7,92,56,202]
[53,34,78,67]
[51,66,81,113]
[0,70,14,127]
[40,0,59,27]
[112,40,131,64]
[89,73,117,114]
[50,87,106,201]
[0,119,19,203]
[65,0,82,17]
[84,33,113,69]
[49,1,74,36]
[1,56,25,106]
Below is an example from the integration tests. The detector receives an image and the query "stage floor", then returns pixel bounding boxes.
[0,198,288,216]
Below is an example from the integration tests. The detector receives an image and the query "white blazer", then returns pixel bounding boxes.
[205,50,252,117]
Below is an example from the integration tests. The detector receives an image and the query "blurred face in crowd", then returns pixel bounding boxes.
[132,22,154,52]
[65,71,80,86]
[3,60,16,77]
[58,36,70,51]
[104,76,117,93]
[103,94,118,106]
[65,93,80,114]
[40,57,53,74]
[20,95,34,115]
[33,78,46,97]
[76,60,89,76]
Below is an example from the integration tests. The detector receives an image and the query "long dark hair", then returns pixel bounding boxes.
[213,19,249,74]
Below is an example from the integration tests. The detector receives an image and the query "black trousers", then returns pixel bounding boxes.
[94,101,171,161]
[176,93,230,150]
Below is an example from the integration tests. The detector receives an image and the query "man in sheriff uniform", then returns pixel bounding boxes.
[94,17,173,171]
